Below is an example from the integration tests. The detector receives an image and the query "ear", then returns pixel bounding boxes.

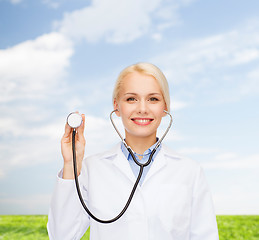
[113,99,120,117]
[162,104,168,117]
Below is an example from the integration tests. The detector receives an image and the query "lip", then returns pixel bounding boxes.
[131,118,154,126]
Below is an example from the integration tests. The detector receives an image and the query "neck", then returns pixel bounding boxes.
[125,133,157,155]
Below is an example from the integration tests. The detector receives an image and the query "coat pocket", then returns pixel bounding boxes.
[158,184,192,233]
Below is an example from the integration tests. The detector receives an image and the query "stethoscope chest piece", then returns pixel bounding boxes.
[67,112,82,129]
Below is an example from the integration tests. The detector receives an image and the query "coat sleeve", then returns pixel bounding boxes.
[47,165,90,240]
[190,166,219,240]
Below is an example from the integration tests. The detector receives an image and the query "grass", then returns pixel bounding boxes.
[0,215,258,239]
[0,215,49,240]
[0,215,90,240]
[216,215,259,240]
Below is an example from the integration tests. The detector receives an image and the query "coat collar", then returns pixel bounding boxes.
[103,143,181,184]
[100,143,136,183]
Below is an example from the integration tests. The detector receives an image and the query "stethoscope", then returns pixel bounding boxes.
[66,110,173,224]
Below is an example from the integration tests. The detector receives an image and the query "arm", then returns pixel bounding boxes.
[62,113,85,179]
[190,167,219,240]
[47,113,90,239]
[47,170,90,240]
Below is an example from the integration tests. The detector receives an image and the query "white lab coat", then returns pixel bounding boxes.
[47,144,219,240]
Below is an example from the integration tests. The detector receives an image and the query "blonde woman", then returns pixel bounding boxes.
[47,63,219,240]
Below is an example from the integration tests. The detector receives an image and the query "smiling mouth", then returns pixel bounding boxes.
[131,118,153,126]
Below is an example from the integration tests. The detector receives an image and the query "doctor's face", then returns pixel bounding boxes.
[114,71,166,142]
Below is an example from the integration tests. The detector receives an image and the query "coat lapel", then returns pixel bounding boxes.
[111,144,136,183]
[143,146,167,184]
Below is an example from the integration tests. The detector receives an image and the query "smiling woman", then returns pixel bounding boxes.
[47,62,219,240]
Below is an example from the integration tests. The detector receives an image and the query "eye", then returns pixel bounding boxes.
[126,97,136,102]
[149,97,159,102]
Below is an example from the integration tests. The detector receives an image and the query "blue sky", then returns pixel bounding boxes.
[0,0,259,215]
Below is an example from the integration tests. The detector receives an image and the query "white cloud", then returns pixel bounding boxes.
[0,194,51,214]
[204,153,259,170]
[56,0,154,43]
[214,190,259,215]
[155,29,259,82]
[0,32,73,102]
[152,19,259,101]
[0,169,5,179]
[42,0,60,9]
[84,115,123,155]
[9,0,22,4]
[0,114,118,176]
[0,136,60,171]
[171,99,189,111]
[0,30,75,179]
[238,68,259,96]
[151,33,163,41]
[176,147,259,171]
[55,0,193,43]
[0,115,65,139]
[178,147,219,155]
[229,48,259,66]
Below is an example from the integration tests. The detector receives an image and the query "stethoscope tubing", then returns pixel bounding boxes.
[72,110,173,224]
[110,109,173,167]
[72,129,145,223]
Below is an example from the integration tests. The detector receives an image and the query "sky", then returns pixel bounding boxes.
[0,0,259,215]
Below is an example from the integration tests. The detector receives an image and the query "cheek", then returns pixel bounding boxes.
[151,105,165,117]
[118,103,132,118]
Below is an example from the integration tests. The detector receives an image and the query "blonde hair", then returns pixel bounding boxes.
[113,62,170,111]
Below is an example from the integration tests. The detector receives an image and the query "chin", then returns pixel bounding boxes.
[126,130,157,139]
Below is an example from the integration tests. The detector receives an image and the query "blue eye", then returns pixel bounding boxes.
[126,97,136,101]
[149,97,159,101]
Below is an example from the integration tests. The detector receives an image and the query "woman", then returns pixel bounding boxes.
[47,63,219,240]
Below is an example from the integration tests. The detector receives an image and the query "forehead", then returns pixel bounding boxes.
[120,72,162,94]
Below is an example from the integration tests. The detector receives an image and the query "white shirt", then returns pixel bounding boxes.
[47,144,219,240]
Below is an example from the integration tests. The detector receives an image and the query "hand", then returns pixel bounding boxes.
[61,113,85,179]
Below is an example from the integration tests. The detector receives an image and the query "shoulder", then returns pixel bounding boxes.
[161,144,201,169]
[160,144,205,185]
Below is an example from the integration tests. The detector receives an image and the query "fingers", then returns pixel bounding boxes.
[77,113,85,133]
[63,122,73,138]
[73,111,84,133]
[77,114,85,142]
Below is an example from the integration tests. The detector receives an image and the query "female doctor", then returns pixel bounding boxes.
[47,63,219,240]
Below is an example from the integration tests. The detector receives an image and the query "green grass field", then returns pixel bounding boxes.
[0,215,258,239]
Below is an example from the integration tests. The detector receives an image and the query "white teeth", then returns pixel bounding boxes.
[135,119,150,123]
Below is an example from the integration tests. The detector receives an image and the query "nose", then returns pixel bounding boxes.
[137,99,148,114]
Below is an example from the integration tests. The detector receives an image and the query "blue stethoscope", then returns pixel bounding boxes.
[66,110,173,224]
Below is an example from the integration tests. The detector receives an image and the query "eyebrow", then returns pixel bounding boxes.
[124,93,162,96]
